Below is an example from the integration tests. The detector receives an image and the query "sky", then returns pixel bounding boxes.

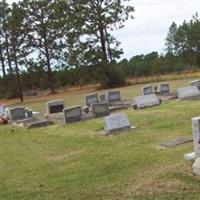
[6,0,200,60]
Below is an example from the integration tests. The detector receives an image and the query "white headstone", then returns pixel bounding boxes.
[63,106,81,123]
[133,94,160,109]
[0,105,6,117]
[160,83,170,94]
[9,107,26,121]
[190,80,200,89]
[178,86,200,100]
[107,91,121,102]
[92,103,110,117]
[104,113,131,135]
[47,99,64,114]
[193,158,200,176]
[142,85,153,95]
[192,116,200,158]
[85,93,99,106]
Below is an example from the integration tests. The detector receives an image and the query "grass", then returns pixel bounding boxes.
[1,77,200,200]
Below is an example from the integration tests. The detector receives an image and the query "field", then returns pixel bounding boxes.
[1,78,200,200]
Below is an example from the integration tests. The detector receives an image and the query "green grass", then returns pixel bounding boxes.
[1,78,200,200]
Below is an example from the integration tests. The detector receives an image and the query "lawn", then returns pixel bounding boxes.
[1,78,200,200]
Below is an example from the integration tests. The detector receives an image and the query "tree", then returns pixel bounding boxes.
[68,0,134,66]
[21,0,67,93]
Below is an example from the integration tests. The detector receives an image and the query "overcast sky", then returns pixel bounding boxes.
[6,0,200,60]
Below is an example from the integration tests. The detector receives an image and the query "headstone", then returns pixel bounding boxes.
[133,94,160,109]
[142,85,153,95]
[63,106,81,123]
[91,103,110,117]
[190,80,200,89]
[0,105,6,117]
[193,158,200,176]
[103,113,131,135]
[9,107,26,121]
[46,99,64,114]
[107,91,121,102]
[192,116,200,158]
[99,94,106,102]
[177,86,200,100]
[85,93,99,106]
[160,83,170,94]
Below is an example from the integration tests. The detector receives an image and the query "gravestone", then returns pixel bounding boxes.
[85,93,99,106]
[161,137,192,148]
[91,103,110,117]
[160,83,170,94]
[193,158,200,176]
[192,116,200,158]
[142,85,153,95]
[107,91,121,102]
[103,113,131,135]
[0,105,6,117]
[99,94,106,102]
[177,86,200,100]
[9,107,26,121]
[63,106,81,123]
[133,94,160,109]
[190,80,200,89]
[47,99,64,114]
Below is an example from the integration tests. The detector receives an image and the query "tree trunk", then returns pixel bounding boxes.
[44,36,55,93]
[98,23,108,64]
[5,34,13,74]
[0,46,6,77]
[12,42,23,102]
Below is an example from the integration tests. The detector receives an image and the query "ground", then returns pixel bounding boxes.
[1,78,200,200]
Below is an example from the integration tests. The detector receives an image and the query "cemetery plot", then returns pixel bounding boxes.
[133,94,161,109]
[178,86,200,100]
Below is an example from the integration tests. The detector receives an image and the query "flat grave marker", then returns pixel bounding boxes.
[161,137,192,148]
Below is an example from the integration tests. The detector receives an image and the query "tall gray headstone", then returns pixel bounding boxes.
[91,103,110,117]
[104,113,131,135]
[107,91,121,102]
[160,83,170,94]
[190,80,200,89]
[85,93,99,106]
[192,116,200,158]
[177,86,200,100]
[47,99,64,114]
[63,106,82,123]
[142,85,153,95]
[133,94,160,109]
[9,107,26,121]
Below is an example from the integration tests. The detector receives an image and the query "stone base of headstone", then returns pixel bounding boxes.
[184,152,196,161]
[193,158,200,176]
[13,117,53,128]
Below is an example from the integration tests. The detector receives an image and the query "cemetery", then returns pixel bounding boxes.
[1,78,200,200]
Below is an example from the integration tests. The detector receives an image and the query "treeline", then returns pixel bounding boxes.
[0,0,199,101]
